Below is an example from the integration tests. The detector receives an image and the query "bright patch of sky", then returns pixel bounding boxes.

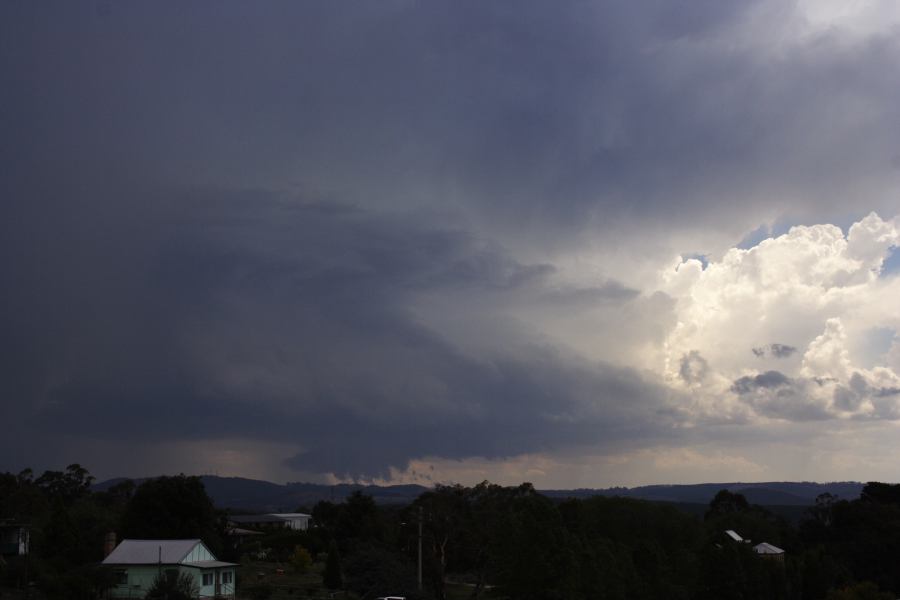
[882,245,900,276]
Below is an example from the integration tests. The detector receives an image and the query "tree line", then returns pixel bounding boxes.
[3,465,900,599]
[308,482,900,600]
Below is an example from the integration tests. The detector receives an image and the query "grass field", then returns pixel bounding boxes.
[237,560,356,600]
[235,560,499,600]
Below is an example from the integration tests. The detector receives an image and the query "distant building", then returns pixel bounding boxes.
[722,529,785,563]
[268,513,312,530]
[0,520,29,556]
[226,514,289,530]
[753,542,785,562]
[102,539,237,599]
[227,512,311,531]
[724,529,745,543]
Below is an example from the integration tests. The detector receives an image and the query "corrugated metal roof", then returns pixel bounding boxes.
[753,542,784,555]
[228,514,287,524]
[724,529,743,542]
[102,539,201,565]
[186,560,239,568]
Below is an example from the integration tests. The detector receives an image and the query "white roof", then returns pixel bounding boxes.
[753,542,784,555]
[103,539,202,565]
[724,530,743,542]
[269,513,311,518]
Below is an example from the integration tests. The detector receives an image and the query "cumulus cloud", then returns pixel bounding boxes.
[661,213,900,425]
[679,351,710,384]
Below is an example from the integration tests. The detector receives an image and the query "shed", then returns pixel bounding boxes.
[753,541,785,562]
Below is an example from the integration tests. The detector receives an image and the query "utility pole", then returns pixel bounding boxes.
[417,506,423,592]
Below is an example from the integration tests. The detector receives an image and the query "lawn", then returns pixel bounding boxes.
[236,560,356,600]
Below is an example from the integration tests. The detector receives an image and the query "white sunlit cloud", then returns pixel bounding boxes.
[659,212,900,424]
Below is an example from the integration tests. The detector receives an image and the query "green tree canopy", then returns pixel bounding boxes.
[121,475,224,555]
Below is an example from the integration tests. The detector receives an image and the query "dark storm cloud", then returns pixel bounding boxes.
[1,186,679,478]
[4,1,900,478]
[4,0,899,244]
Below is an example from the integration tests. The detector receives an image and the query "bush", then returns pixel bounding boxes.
[144,571,199,600]
[291,545,313,573]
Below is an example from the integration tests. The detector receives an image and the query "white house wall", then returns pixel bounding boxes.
[180,541,215,564]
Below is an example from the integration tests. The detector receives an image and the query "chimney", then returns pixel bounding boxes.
[103,532,117,558]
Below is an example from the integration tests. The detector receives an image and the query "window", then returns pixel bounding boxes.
[114,570,127,585]
[221,571,233,584]
[202,573,213,586]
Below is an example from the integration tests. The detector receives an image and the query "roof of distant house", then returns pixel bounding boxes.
[724,529,743,542]
[227,514,288,524]
[269,513,311,519]
[753,542,784,555]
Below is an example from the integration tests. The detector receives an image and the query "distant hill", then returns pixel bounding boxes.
[542,481,864,506]
[94,476,429,511]
[94,476,864,512]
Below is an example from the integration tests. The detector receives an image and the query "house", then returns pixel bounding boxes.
[102,539,237,599]
[0,520,29,556]
[753,542,785,563]
[227,512,311,531]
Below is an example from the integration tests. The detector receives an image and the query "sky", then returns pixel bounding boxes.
[2,0,900,488]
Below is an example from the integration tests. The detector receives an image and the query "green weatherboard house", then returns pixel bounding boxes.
[102,539,237,598]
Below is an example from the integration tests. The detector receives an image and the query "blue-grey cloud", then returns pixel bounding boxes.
[4,1,899,243]
[834,372,900,418]
[731,371,832,421]
[732,371,793,394]
[752,344,798,359]
[1,186,679,478]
